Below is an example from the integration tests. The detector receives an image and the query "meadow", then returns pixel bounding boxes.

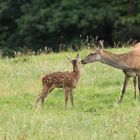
[0,47,140,140]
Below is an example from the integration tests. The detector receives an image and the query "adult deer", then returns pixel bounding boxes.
[81,41,140,102]
[34,53,80,110]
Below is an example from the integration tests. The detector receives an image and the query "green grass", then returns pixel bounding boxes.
[0,48,140,140]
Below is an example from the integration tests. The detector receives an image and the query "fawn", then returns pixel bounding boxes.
[34,53,81,110]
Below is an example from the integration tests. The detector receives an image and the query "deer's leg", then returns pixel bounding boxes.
[133,76,137,99]
[40,86,55,105]
[118,75,130,103]
[69,89,74,107]
[40,88,49,105]
[64,88,69,110]
[34,86,54,110]
[138,76,140,99]
[34,87,48,110]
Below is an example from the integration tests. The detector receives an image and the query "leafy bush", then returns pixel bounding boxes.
[0,0,140,56]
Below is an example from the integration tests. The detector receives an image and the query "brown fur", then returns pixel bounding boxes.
[42,71,79,88]
[34,53,80,110]
[81,41,140,102]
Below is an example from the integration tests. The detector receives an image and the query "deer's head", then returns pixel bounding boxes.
[66,53,81,71]
[81,40,104,64]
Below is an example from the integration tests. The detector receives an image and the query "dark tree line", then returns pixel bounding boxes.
[0,0,140,56]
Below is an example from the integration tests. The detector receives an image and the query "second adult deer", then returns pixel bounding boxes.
[81,41,140,102]
[34,53,80,110]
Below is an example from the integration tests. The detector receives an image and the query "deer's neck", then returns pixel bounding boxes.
[73,67,80,81]
[100,50,128,70]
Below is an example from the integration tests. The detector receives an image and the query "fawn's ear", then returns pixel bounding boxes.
[66,56,72,63]
[76,53,80,62]
[98,40,104,49]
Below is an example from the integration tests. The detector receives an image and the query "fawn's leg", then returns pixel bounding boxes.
[41,86,55,105]
[34,87,48,110]
[133,77,137,99]
[118,75,130,103]
[64,88,69,110]
[34,86,53,110]
[69,89,74,107]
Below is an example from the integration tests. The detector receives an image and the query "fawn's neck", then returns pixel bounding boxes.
[73,66,80,81]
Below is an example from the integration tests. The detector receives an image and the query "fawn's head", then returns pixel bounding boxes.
[81,40,104,64]
[66,53,80,72]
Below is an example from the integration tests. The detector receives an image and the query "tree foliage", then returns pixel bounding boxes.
[0,0,140,56]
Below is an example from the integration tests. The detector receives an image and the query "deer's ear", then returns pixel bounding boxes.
[98,40,104,49]
[66,56,72,63]
[76,53,80,61]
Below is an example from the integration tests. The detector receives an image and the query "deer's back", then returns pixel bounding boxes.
[133,43,140,50]
[118,46,140,75]
[42,71,75,88]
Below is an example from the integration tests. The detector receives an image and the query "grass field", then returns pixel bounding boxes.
[0,48,140,140]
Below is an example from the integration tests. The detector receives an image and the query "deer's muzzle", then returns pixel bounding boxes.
[81,60,87,64]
